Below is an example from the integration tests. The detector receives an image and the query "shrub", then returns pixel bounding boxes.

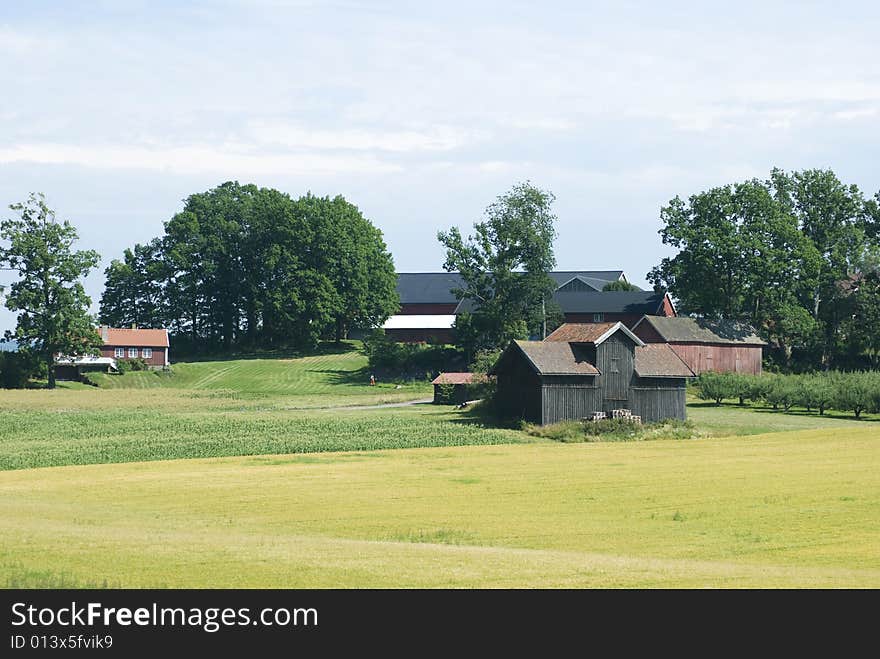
[115,358,149,374]
[832,372,880,419]
[764,374,799,411]
[362,330,466,380]
[0,352,40,389]
[795,374,835,414]
[525,417,699,443]
[696,372,735,405]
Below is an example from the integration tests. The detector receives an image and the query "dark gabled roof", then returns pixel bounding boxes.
[544,322,645,346]
[633,316,766,345]
[396,270,625,304]
[396,273,465,304]
[490,340,600,376]
[548,271,625,287]
[553,291,667,314]
[634,344,695,378]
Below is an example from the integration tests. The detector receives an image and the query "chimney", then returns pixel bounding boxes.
[100,325,109,342]
[131,323,137,330]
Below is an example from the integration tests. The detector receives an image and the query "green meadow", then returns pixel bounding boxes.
[0,346,878,587]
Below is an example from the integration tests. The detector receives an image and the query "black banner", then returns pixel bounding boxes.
[0,589,870,653]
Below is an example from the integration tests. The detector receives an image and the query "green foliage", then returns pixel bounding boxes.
[99,182,398,354]
[526,417,699,443]
[696,370,880,419]
[0,351,43,389]
[695,371,734,405]
[437,181,557,357]
[362,330,466,380]
[650,168,877,370]
[115,358,149,374]
[602,280,640,291]
[0,194,101,388]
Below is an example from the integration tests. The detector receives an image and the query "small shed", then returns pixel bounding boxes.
[490,322,694,425]
[632,315,765,375]
[431,372,476,404]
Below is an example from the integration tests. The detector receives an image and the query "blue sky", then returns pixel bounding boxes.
[1,0,879,332]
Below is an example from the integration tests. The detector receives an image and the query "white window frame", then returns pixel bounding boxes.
[142,347,152,359]
[593,313,604,322]
[128,347,138,358]
[114,347,125,358]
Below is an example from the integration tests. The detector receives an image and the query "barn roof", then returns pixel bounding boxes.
[493,340,600,376]
[431,372,476,385]
[98,327,170,348]
[633,316,766,345]
[634,344,695,378]
[544,322,645,346]
[395,270,626,304]
[553,290,668,314]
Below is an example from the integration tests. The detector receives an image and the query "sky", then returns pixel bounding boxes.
[1,0,879,332]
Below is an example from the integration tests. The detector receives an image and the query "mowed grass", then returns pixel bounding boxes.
[1,428,878,588]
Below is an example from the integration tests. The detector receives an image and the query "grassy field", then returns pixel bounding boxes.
[1,347,878,587]
[1,428,877,588]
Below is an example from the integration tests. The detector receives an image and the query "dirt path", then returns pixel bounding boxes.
[335,397,434,411]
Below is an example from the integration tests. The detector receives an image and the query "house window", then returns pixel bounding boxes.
[143,348,152,359]
[593,313,604,322]
[128,348,138,358]
[114,348,124,358]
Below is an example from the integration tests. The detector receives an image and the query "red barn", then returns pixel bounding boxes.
[631,316,764,375]
[96,326,170,368]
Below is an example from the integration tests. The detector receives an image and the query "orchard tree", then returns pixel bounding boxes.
[438,181,557,356]
[0,194,101,388]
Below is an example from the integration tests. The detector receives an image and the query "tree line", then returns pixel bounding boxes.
[99,182,399,353]
[696,370,880,419]
[650,168,880,370]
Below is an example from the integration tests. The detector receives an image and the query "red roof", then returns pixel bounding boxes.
[431,372,476,385]
[97,327,169,348]
[545,322,617,343]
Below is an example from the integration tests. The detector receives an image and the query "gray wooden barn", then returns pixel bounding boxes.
[489,322,694,425]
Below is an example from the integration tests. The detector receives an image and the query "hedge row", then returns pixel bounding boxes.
[696,371,880,418]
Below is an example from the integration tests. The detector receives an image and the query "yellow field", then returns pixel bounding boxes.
[2,426,877,588]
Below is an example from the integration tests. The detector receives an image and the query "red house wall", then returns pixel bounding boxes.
[100,346,168,367]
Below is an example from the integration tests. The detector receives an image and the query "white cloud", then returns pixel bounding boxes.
[0,142,402,176]
[833,107,878,121]
[246,120,475,152]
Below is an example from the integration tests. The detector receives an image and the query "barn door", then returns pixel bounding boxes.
[603,337,632,410]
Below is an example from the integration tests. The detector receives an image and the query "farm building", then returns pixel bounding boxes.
[383,270,675,342]
[431,372,476,404]
[95,326,171,368]
[491,322,694,425]
[632,316,765,375]
[54,326,171,380]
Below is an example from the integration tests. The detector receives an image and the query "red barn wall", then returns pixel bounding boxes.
[668,343,762,375]
[632,321,666,343]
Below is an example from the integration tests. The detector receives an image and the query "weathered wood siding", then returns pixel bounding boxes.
[540,376,601,425]
[596,333,635,411]
[668,343,762,375]
[630,377,687,422]
[494,350,542,423]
